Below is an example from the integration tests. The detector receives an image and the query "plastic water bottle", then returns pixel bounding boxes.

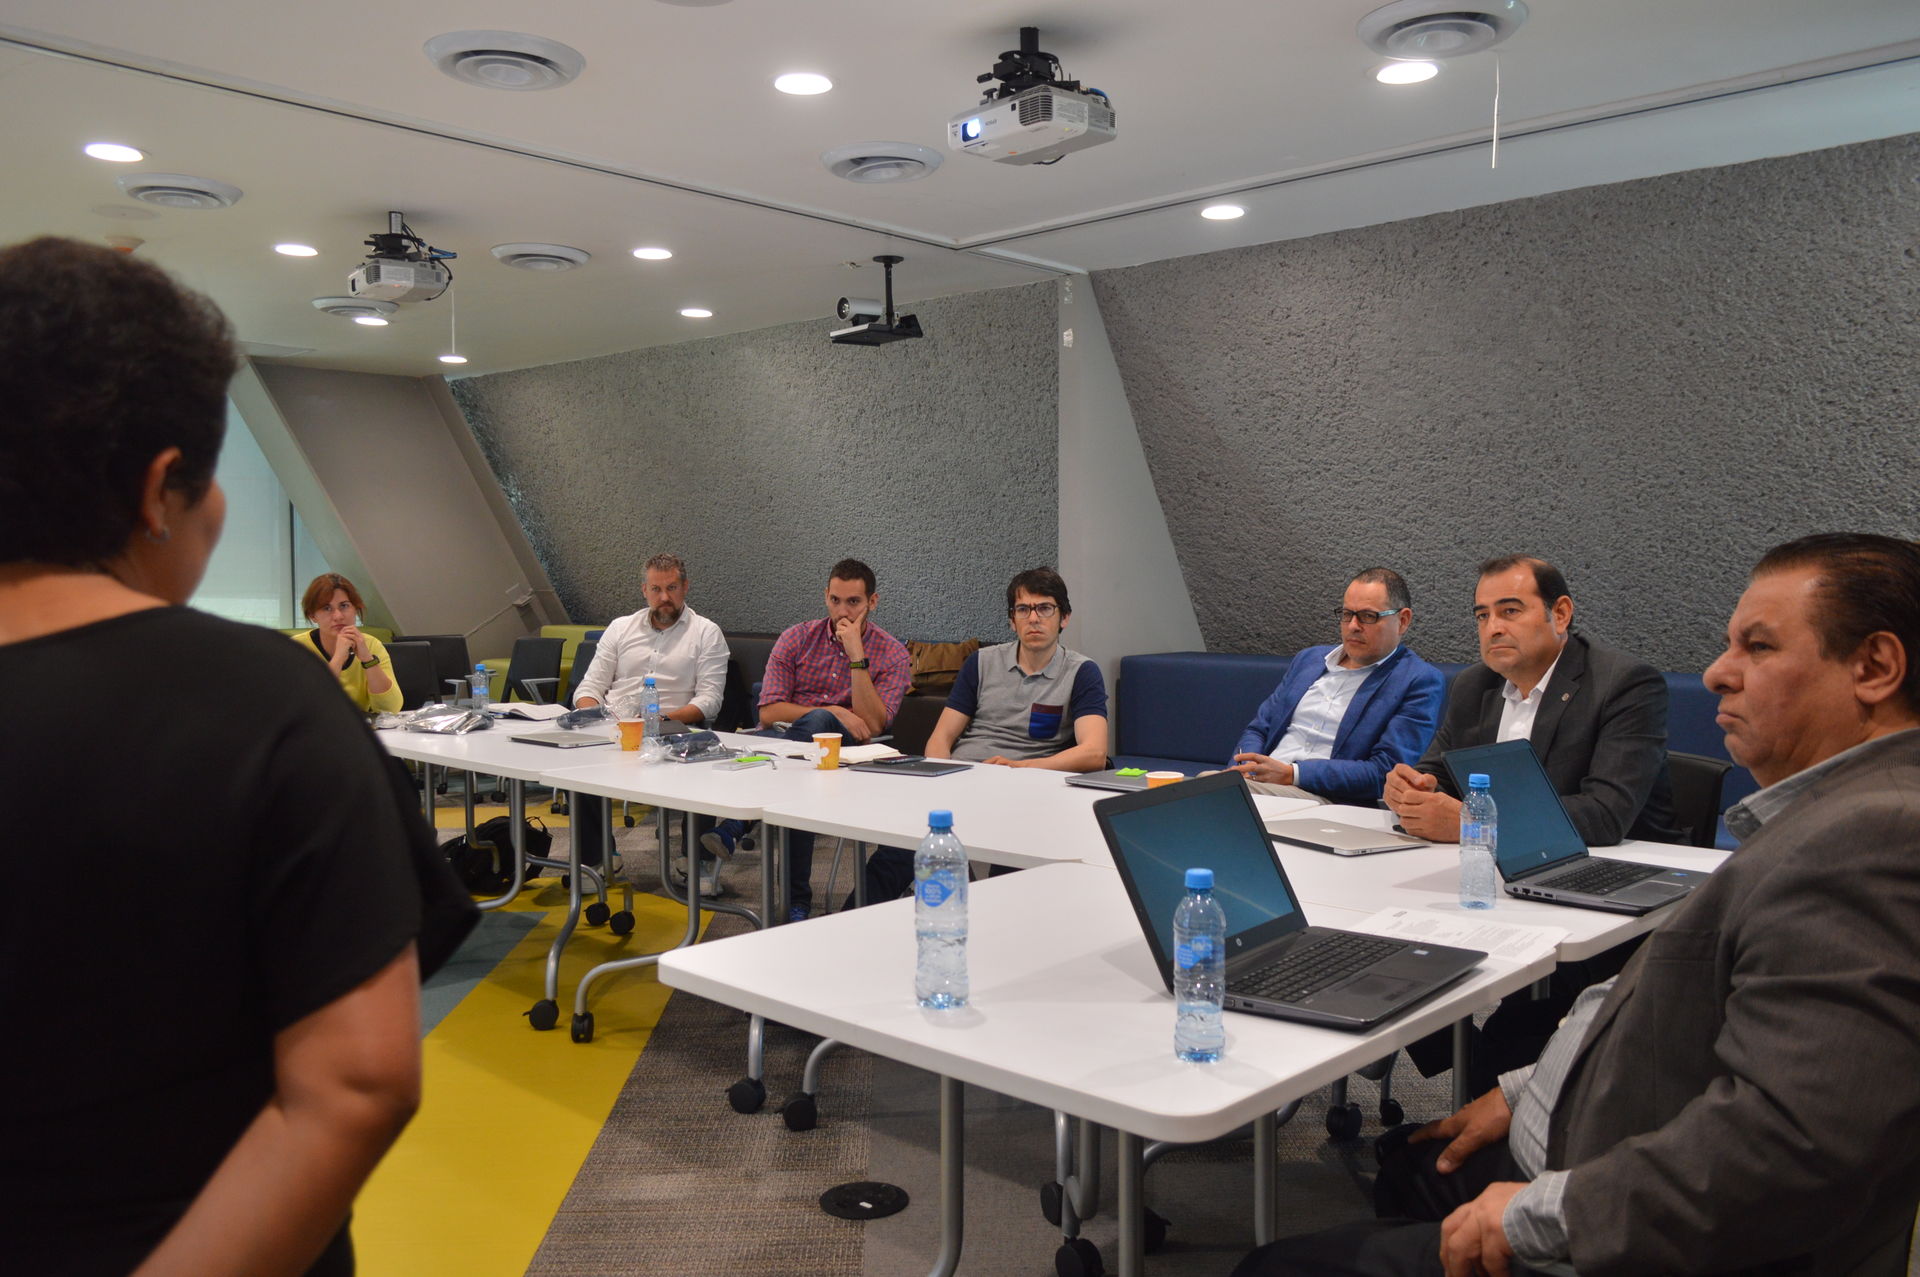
[640,675,665,761]
[1459,773,1498,909]
[913,810,969,1010]
[470,663,491,707]
[1173,867,1227,1062]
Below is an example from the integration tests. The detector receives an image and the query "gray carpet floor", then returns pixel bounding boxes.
[507,813,1460,1276]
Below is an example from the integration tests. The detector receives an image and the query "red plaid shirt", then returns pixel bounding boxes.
[759,617,911,725]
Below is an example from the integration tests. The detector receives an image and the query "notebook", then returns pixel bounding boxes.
[1266,818,1429,856]
[1442,740,1705,915]
[1065,767,1155,792]
[1093,770,1484,1030]
[846,755,970,777]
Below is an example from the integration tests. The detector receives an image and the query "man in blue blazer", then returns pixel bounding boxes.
[1230,568,1446,806]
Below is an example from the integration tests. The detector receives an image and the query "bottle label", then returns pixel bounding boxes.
[918,875,952,908]
[1175,935,1213,969]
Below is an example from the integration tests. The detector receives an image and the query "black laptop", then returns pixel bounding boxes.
[1093,771,1485,1030]
[1443,740,1706,915]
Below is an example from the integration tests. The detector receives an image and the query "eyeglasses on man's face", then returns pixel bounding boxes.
[1335,607,1404,626]
[1011,602,1059,619]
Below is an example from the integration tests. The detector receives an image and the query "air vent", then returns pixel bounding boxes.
[115,173,243,210]
[1357,0,1528,58]
[821,141,944,184]
[424,31,585,90]
[490,243,591,271]
[1016,94,1054,126]
[311,296,398,320]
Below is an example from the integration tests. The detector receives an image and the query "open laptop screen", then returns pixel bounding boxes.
[1097,774,1303,980]
[1443,740,1589,878]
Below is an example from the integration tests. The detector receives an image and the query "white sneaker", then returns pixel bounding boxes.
[697,854,725,898]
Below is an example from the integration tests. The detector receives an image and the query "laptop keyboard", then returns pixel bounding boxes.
[1233,932,1404,1004]
[1539,857,1662,895]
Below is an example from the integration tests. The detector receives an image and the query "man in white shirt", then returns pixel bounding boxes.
[569,553,731,892]
[1229,568,1445,806]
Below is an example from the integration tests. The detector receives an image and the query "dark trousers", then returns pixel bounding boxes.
[845,849,1018,912]
[777,708,850,907]
[572,797,714,871]
[1232,1127,1540,1277]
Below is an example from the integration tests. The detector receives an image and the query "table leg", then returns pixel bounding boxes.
[1452,1019,1471,1110]
[928,1074,965,1277]
[1114,1129,1144,1277]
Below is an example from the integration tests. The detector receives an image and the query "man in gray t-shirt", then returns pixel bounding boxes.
[853,566,1109,906]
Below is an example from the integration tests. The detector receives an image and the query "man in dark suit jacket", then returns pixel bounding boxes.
[1229,568,1446,806]
[1236,533,1920,1277]
[1385,555,1679,846]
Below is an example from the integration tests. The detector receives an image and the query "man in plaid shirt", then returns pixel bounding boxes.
[703,558,911,921]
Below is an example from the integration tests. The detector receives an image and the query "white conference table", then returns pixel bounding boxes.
[660,861,1554,1277]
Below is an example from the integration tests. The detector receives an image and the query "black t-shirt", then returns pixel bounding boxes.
[0,607,444,1274]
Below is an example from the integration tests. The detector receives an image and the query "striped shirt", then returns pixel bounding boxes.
[759,617,911,725]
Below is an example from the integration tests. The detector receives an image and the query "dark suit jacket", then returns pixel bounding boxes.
[1547,730,1920,1277]
[1414,632,1679,845]
[1231,644,1445,805]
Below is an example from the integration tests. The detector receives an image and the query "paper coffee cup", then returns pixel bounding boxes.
[813,733,843,769]
[618,720,645,751]
[1145,770,1185,788]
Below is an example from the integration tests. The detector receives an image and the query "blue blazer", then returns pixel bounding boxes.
[1232,644,1446,805]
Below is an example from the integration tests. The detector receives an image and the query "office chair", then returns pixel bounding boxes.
[496,635,564,704]
[385,640,440,711]
[1668,751,1735,848]
[397,633,474,702]
[562,639,599,708]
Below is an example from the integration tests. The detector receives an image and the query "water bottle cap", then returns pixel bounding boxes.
[928,810,953,830]
[1185,867,1213,890]
[643,675,657,687]
[1468,773,1490,788]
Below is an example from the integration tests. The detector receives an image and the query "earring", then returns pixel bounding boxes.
[145,527,171,544]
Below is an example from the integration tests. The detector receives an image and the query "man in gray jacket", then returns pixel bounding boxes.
[1238,532,1920,1277]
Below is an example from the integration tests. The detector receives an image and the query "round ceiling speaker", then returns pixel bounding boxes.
[490,243,592,271]
[1357,0,1528,58]
[311,296,399,320]
[821,141,944,184]
[115,173,243,210]
[424,31,586,90]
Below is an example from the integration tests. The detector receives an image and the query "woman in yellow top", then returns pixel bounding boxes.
[297,573,403,713]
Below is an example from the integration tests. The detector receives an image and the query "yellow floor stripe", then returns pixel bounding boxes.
[353,870,708,1277]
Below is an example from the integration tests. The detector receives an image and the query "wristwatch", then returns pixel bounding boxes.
[847,658,870,671]
[360,656,380,669]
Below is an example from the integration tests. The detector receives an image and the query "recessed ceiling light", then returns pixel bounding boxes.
[1200,204,1246,221]
[1376,59,1440,84]
[774,72,832,96]
[83,142,145,163]
[679,307,713,319]
[354,316,390,327]
[275,243,319,257]
[632,246,674,261]
[439,354,469,365]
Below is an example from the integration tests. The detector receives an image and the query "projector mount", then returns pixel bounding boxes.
[975,26,1081,102]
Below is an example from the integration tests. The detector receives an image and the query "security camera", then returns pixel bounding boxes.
[829,256,923,346]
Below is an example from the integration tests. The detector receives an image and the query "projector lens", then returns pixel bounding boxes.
[961,118,982,142]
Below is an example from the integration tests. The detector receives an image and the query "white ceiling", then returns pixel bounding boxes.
[3,0,1916,377]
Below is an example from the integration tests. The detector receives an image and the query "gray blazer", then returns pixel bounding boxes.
[1548,730,1920,1276]
[1414,631,1679,845]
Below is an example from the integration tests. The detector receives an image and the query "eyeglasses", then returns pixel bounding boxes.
[1335,608,1404,626]
[1011,603,1059,619]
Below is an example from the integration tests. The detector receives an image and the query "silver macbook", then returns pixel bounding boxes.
[1443,740,1706,915]
[511,732,616,749]
[1094,771,1484,1030]
[1267,818,1430,857]
[1065,768,1155,792]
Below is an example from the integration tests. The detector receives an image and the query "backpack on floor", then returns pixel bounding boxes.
[444,816,553,895]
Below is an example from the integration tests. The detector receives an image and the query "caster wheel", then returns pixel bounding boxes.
[551,800,569,816]
[1039,1181,1064,1227]
[1143,1208,1170,1253]
[1379,1098,1405,1127]
[780,1091,818,1131]
[585,902,611,926]
[570,1012,595,1043]
[1325,1102,1363,1141]
[728,1076,767,1113]
[524,999,559,1032]
[623,815,635,827]
[608,910,635,936]
[1055,1236,1104,1277]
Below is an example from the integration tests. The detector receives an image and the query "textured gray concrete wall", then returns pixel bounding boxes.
[448,284,1057,640]
[1091,133,1920,672]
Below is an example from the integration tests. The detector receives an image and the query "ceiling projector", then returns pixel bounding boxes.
[347,211,455,303]
[949,27,1113,166]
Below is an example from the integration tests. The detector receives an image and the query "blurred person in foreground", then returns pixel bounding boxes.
[0,236,474,1277]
